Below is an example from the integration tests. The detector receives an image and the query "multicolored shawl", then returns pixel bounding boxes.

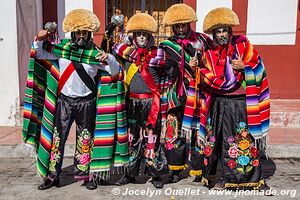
[22,49,60,178]
[159,34,270,149]
[113,42,165,69]
[22,39,128,178]
[112,42,165,127]
[89,69,128,179]
[199,35,270,142]
[44,39,104,65]
[159,33,216,135]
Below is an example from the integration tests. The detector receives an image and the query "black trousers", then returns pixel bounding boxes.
[202,95,263,188]
[48,93,96,180]
[163,106,187,169]
[126,97,168,178]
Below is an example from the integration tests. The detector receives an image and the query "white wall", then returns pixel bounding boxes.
[36,0,43,31]
[0,0,20,126]
[60,0,94,38]
[196,0,232,33]
[57,0,65,40]
[247,0,298,45]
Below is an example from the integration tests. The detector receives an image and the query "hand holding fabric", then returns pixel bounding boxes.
[95,47,108,62]
[189,56,198,72]
[232,54,244,70]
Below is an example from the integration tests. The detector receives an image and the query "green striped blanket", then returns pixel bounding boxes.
[22,39,128,179]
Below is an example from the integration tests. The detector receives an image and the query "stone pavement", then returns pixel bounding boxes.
[0,99,299,200]
[1,99,300,158]
[0,157,299,200]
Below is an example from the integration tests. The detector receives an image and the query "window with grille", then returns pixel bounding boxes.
[106,0,183,45]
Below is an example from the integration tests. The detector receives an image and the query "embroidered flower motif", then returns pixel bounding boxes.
[250,146,258,158]
[238,155,250,166]
[50,152,55,161]
[194,146,203,155]
[206,129,213,136]
[81,145,90,153]
[147,160,153,166]
[239,122,246,128]
[206,119,213,136]
[76,129,91,172]
[228,136,234,144]
[203,158,208,166]
[228,160,236,169]
[241,130,248,138]
[228,146,238,158]
[207,118,211,124]
[229,122,258,175]
[129,156,134,162]
[129,148,138,164]
[145,148,163,168]
[51,144,56,151]
[83,134,90,140]
[238,139,250,150]
[209,136,216,143]
[241,150,250,156]
[49,128,61,172]
[83,139,89,145]
[79,153,91,165]
[204,146,212,157]
[253,159,259,167]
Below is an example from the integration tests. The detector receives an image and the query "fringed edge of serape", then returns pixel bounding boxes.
[89,164,129,180]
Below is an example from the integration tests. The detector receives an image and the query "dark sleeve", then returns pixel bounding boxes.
[100,36,109,52]
[164,58,179,80]
[111,49,127,69]
[101,22,119,53]
[101,35,116,53]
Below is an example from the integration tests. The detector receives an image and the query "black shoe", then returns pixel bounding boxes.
[213,178,226,190]
[152,177,164,188]
[99,179,109,186]
[38,178,60,190]
[168,171,180,183]
[86,180,97,190]
[192,175,202,182]
[115,175,135,186]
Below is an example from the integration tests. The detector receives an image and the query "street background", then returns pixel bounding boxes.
[0,157,299,200]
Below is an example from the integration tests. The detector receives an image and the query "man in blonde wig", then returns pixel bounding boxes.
[159,3,213,183]
[23,9,123,190]
[112,13,168,188]
[199,7,271,192]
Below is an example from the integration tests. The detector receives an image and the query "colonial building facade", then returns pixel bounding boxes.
[1,0,299,125]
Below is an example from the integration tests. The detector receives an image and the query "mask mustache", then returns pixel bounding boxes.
[76,37,87,47]
[218,36,229,45]
[177,33,186,38]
